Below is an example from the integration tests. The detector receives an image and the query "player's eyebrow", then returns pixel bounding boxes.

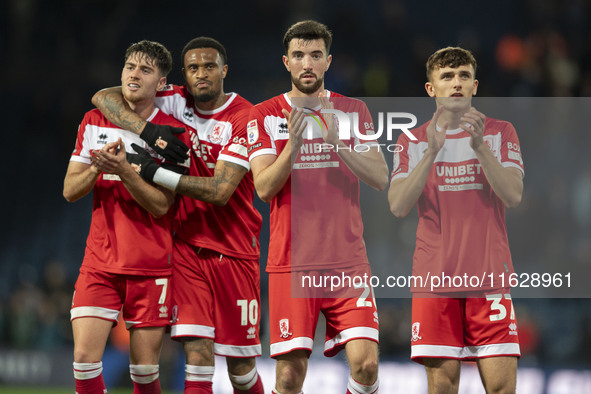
[140,64,155,72]
[439,70,472,79]
[187,61,218,68]
[291,49,324,57]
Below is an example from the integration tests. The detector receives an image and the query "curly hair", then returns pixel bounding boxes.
[124,40,172,76]
[426,47,477,80]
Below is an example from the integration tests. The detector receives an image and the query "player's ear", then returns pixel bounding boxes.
[325,54,332,71]
[221,64,228,79]
[282,55,290,72]
[472,79,479,96]
[157,76,167,91]
[425,82,435,97]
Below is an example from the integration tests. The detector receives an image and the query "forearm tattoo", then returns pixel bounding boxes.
[96,90,145,133]
[178,162,244,202]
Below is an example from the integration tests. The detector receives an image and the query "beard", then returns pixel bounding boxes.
[192,89,218,103]
[292,73,324,94]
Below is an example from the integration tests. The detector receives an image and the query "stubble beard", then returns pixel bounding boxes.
[292,74,324,95]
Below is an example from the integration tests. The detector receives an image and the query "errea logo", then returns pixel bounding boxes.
[183,109,194,121]
[508,322,518,336]
[247,326,256,339]
[159,305,168,318]
[278,123,288,134]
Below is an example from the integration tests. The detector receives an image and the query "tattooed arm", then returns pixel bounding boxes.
[92,87,188,162]
[92,87,146,133]
[177,160,247,206]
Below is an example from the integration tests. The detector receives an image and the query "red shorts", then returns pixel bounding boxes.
[170,239,261,358]
[410,293,521,363]
[71,266,172,329]
[268,268,379,358]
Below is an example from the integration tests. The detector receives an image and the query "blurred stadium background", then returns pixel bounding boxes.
[1,0,591,392]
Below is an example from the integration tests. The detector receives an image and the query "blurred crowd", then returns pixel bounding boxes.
[1,0,590,370]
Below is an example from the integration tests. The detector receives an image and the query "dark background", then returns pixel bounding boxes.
[1,0,591,388]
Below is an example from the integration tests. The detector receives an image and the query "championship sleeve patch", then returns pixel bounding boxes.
[228,143,248,158]
[247,120,259,145]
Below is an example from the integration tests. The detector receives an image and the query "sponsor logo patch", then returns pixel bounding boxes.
[228,143,248,158]
[508,149,522,164]
[248,142,262,154]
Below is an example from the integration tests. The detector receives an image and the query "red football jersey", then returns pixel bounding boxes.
[70,108,186,276]
[392,118,525,291]
[247,92,377,272]
[155,85,261,259]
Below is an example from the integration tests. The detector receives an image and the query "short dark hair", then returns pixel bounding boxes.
[181,37,227,65]
[426,47,477,81]
[124,40,172,76]
[283,20,332,54]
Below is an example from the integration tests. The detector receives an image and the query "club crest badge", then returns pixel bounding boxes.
[279,318,292,339]
[155,136,168,149]
[411,322,422,342]
[208,123,225,144]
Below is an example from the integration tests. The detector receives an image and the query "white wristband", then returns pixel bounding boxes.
[153,167,182,191]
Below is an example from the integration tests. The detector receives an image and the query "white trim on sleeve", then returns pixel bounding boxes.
[249,148,277,162]
[218,154,250,170]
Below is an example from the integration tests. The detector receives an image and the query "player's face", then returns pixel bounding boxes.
[283,38,332,95]
[121,52,166,103]
[425,64,478,111]
[183,48,228,103]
